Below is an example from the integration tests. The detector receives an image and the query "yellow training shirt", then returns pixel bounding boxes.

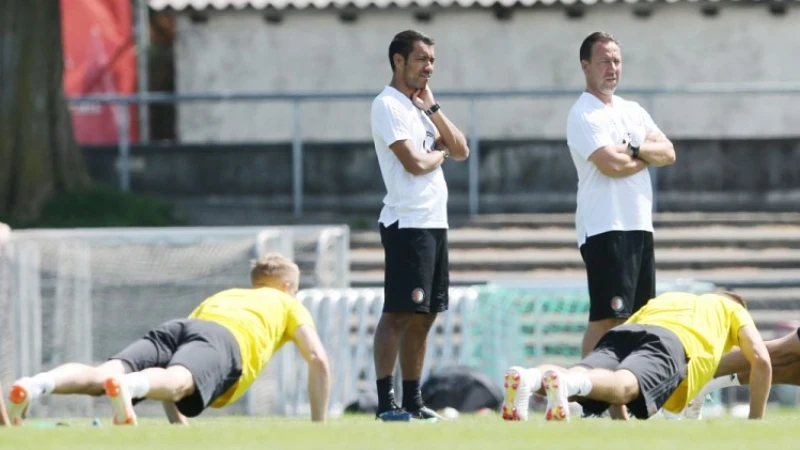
[626,292,755,413]
[188,287,315,408]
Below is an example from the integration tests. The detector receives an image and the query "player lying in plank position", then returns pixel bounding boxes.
[500,291,772,421]
[685,325,800,419]
[7,253,331,425]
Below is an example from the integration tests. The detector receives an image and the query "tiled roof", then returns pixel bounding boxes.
[150,0,737,11]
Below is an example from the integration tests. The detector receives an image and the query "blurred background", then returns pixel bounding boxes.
[0,0,798,421]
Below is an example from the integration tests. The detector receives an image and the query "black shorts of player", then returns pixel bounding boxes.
[379,221,449,314]
[580,230,655,321]
[574,323,688,419]
[110,318,243,418]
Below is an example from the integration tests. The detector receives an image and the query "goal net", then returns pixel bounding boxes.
[0,225,349,420]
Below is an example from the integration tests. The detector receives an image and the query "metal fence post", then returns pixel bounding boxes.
[467,97,480,216]
[292,101,303,218]
[118,103,131,192]
[136,0,150,143]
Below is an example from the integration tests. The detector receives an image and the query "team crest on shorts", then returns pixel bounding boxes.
[610,296,625,312]
[411,288,425,304]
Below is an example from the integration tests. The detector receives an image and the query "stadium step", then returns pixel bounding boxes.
[350,226,800,250]
[348,212,800,329]
[349,268,800,290]
[350,247,800,271]
[447,212,800,230]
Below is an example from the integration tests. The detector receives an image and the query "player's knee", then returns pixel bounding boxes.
[166,366,196,401]
[612,371,640,403]
[378,312,414,333]
[409,312,436,330]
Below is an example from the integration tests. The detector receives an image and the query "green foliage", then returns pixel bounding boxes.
[9,186,187,228]
[348,216,373,230]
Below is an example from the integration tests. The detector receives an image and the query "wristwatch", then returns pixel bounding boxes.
[425,103,441,116]
[628,141,640,159]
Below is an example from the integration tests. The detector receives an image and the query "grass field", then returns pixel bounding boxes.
[3,410,800,450]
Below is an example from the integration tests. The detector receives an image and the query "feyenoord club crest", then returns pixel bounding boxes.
[411,288,425,304]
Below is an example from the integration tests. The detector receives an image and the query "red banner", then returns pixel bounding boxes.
[61,0,138,145]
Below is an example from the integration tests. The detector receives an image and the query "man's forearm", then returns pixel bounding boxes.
[605,151,649,178]
[308,360,331,422]
[617,157,650,177]
[747,362,772,419]
[429,110,469,160]
[416,150,446,175]
[404,149,446,176]
[162,401,189,425]
[637,141,676,167]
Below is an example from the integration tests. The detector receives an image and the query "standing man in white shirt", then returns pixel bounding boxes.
[370,29,470,421]
[566,31,676,390]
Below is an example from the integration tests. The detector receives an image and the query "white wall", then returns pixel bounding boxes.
[175,4,800,142]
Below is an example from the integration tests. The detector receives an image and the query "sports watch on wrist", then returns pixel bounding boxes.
[425,103,441,116]
[628,141,640,159]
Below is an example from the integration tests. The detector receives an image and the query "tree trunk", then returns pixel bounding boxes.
[0,1,90,222]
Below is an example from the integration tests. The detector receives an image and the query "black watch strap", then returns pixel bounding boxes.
[629,143,640,159]
[425,103,441,116]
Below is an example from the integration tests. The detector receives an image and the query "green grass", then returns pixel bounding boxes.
[4,410,800,450]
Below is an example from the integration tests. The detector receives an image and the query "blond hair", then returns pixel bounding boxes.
[250,253,300,292]
[718,290,747,309]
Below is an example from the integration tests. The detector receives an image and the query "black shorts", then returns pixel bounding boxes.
[580,230,655,321]
[111,318,243,417]
[379,221,449,314]
[574,324,687,419]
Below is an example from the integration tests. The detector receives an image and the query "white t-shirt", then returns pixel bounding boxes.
[566,92,660,247]
[371,86,448,229]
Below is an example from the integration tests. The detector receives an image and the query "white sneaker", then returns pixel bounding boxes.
[8,378,34,426]
[104,376,138,425]
[501,366,533,421]
[684,395,709,420]
[542,370,570,422]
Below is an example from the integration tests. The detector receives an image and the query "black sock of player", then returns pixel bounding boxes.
[376,376,396,412]
[402,380,423,411]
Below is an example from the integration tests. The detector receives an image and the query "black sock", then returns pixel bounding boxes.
[402,380,423,411]
[376,376,396,412]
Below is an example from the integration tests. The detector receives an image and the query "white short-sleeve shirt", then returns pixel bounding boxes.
[566,92,660,247]
[371,86,448,229]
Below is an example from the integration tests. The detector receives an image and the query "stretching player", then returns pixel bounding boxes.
[500,291,771,421]
[7,253,331,425]
[685,325,800,419]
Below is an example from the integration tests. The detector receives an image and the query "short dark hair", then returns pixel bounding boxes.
[718,290,748,309]
[388,30,434,72]
[579,31,620,62]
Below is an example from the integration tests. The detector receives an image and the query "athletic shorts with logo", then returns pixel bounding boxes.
[580,230,655,321]
[379,221,449,314]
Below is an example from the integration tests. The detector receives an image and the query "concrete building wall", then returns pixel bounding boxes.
[173,4,800,142]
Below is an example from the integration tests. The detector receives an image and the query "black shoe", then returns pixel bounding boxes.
[406,405,444,421]
[376,402,412,422]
